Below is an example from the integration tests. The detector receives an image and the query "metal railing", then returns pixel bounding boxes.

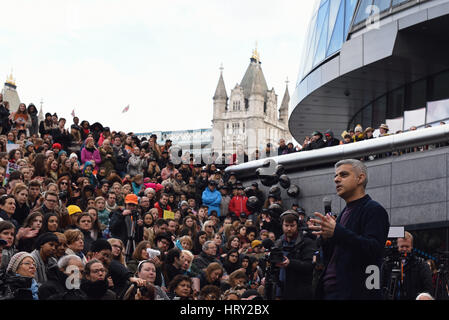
[225,125,449,179]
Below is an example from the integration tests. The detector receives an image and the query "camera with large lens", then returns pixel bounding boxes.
[59,191,68,201]
[138,285,149,296]
[131,209,140,219]
[267,246,285,265]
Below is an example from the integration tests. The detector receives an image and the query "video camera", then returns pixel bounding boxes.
[382,226,406,300]
[261,239,286,265]
[383,226,406,264]
[434,250,449,271]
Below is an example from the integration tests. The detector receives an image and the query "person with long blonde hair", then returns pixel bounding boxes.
[108,238,127,267]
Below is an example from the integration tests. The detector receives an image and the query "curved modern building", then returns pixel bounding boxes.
[290,0,449,142]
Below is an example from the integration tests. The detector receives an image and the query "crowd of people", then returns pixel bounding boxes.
[0,94,444,301]
[0,96,322,301]
[273,121,447,158]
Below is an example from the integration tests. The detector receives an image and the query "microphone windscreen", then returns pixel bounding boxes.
[262,238,274,249]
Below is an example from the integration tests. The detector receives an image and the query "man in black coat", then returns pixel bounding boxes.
[112,134,130,178]
[191,241,222,276]
[273,211,316,300]
[38,255,87,300]
[301,131,326,151]
[324,130,340,147]
[109,194,144,260]
[50,118,72,150]
[310,159,390,300]
[381,232,433,300]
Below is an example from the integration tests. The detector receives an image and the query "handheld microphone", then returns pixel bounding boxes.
[323,197,332,215]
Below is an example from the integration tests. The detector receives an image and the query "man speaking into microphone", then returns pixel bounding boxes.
[309,159,390,300]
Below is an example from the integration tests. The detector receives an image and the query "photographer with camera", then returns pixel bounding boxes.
[381,231,433,300]
[109,194,144,261]
[271,210,316,300]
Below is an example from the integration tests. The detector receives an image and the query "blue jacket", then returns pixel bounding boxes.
[202,187,222,217]
[316,194,390,300]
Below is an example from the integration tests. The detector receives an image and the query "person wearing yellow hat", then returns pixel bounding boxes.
[250,240,265,258]
[67,205,83,228]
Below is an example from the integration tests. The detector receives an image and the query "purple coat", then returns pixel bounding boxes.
[81,147,101,171]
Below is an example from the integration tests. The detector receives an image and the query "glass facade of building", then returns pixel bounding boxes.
[298,0,358,83]
[348,69,449,132]
[298,0,428,84]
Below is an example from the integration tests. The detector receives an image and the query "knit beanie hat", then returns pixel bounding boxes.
[90,239,112,253]
[6,251,35,273]
[34,232,59,250]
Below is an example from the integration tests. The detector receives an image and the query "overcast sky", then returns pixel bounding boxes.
[0,0,316,136]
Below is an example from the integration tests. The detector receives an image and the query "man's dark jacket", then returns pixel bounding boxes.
[274,230,317,300]
[381,254,433,300]
[112,145,129,174]
[109,209,143,245]
[51,128,72,150]
[315,195,390,300]
[191,251,221,276]
[302,138,326,151]
[38,265,87,300]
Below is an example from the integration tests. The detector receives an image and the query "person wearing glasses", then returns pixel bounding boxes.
[80,259,117,300]
[1,251,39,300]
[36,191,70,229]
[107,238,127,267]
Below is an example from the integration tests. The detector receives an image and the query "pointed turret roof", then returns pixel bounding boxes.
[213,66,228,101]
[38,99,44,122]
[240,51,268,100]
[280,84,290,110]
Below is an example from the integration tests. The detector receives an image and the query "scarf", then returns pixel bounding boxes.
[80,279,109,299]
[30,249,57,285]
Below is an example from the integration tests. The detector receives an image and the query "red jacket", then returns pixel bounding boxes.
[228,195,250,217]
[154,202,172,219]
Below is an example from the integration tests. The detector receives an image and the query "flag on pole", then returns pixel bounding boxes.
[71,109,76,118]
[122,105,130,113]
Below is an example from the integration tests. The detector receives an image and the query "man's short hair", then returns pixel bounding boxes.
[90,239,112,253]
[399,231,414,244]
[202,240,215,252]
[45,191,59,200]
[416,292,434,300]
[29,179,42,188]
[335,159,368,188]
[57,254,83,270]
[155,219,168,227]
[165,248,181,264]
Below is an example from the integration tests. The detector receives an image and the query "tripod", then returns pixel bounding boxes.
[434,265,449,300]
[263,259,281,300]
[386,267,401,300]
[124,214,137,262]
